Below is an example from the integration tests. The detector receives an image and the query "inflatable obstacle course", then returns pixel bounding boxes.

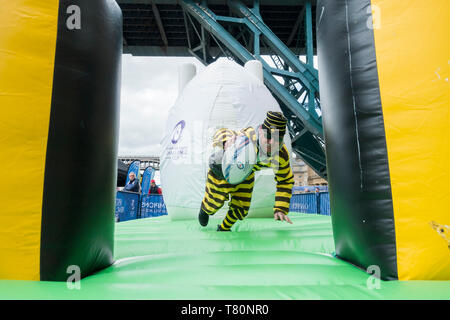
[0,0,122,281]
[317,0,450,280]
[0,214,448,300]
[0,0,448,299]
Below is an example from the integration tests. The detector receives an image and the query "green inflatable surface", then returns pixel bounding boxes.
[0,214,448,299]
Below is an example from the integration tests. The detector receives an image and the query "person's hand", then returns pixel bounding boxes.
[224,136,236,150]
[274,211,292,224]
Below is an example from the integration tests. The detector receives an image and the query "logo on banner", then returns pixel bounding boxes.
[171,120,186,144]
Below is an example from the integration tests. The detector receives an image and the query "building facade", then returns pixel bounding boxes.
[291,154,327,186]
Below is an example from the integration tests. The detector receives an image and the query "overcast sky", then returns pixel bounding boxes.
[118,55,205,156]
[118,54,317,157]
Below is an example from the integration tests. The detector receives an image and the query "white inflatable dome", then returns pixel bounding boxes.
[160,59,293,220]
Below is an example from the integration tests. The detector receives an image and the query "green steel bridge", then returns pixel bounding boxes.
[118,0,326,179]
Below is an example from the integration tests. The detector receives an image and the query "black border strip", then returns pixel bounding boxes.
[40,0,122,281]
[317,0,398,280]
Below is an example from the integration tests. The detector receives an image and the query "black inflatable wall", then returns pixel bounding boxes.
[40,0,122,281]
[316,0,397,280]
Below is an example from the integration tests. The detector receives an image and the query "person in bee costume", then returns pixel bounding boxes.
[199,111,294,231]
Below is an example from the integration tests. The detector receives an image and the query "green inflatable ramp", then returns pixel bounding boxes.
[0,214,448,299]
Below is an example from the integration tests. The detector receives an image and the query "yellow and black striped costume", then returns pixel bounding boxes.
[201,126,294,231]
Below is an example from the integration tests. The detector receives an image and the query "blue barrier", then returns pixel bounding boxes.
[115,191,331,222]
[289,193,317,214]
[140,194,167,218]
[318,192,331,215]
[115,191,140,222]
[289,192,331,215]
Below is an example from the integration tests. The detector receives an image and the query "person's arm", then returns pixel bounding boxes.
[241,126,258,146]
[212,128,236,149]
[209,128,237,179]
[272,145,294,223]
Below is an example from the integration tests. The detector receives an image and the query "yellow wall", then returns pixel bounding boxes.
[372,0,450,280]
[0,1,59,280]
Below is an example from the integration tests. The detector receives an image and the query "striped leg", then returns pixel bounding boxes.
[219,172,255,231]
[201,169,231,216]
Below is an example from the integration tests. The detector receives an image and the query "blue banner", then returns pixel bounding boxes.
[141,166,155,195]
[125,160,141,185]
[115,191,140,222]
[140,194,167,218]
[115,191,330,223]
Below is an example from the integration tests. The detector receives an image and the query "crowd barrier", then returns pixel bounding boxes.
[140,194,168,218]
[115,191,330,222]
[289,192,330,216]
[115,191,167,222]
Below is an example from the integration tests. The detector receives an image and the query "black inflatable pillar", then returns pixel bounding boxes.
[317,0,450,280]
[0,0,122,281]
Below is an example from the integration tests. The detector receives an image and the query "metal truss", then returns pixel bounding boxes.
[180,0,327,179]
